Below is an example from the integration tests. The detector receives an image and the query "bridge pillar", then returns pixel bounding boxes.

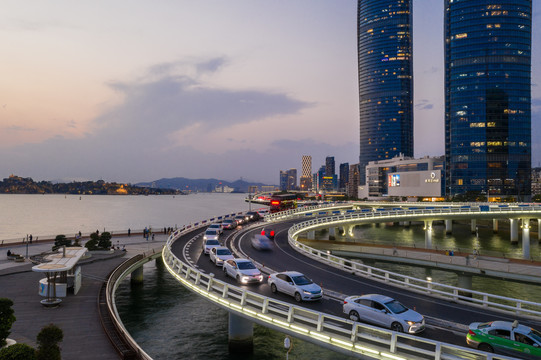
[403,221,410,228]
[155,257,164,269]
[493,219,499,233]
[538,219,541,240]
[510,219,519,243]
[522,219,530,259]
[307,230,315,240]
[470,219,477,234]
[457,273,472,298]
[329,227,336,240]
[346,225,355,238]
[131,266,143,284]
[445,220,452,234]
[228,313,253,354]
[424,220,433,249]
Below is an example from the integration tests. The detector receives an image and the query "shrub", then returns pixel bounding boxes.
[0,298,16,347]
[98,232,112,249]
[0,343,36,360]
[53,235,71,248]
[36,324,63,360]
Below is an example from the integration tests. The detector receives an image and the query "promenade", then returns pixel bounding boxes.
[0,234,167,360]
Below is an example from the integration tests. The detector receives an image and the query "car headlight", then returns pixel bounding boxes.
[241,276,249,283]
[203,236,208,240]
[303,290,311,295]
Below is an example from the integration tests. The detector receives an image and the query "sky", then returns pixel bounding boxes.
[1,1,540,185]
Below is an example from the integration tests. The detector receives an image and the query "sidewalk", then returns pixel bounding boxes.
[0,234,167,359]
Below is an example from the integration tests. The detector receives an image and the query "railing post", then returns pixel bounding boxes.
[390,332,397,353]
[240,291,247,306]
[317,314,324,332]
[287,307,294,323]
[262,298,269,314]
[207,275,214,292]
[350,324,358,343]
[222,284,229,298]
[434,342,442,360]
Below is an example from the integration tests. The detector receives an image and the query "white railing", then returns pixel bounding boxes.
[284,208,541,319]
[162,226,515,360]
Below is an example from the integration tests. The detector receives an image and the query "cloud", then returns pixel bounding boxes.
[0,57,315,183]
[415,99,434,110]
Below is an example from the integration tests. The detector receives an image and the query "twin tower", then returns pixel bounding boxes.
[358,0,532,199]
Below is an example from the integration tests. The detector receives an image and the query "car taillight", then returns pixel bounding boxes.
[468,330,476,336]
[270,231,275,237]
[343,300,348,304]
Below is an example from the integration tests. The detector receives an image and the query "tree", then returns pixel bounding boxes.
[0,298,16,347]
[98,232,112,249]
[53,235,71,249]
[35,324,63,360]
[0,343,36,360]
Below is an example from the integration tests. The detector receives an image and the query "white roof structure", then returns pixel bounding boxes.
[32,247,88,273]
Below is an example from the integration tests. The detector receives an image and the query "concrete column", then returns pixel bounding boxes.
[522,219,530,259]
[470,219,477,234]
[424,220,433,249]
[346,225,355,238]
[155,257,164,269]
[131,266,143,284]
[329,227,336,240]
[457,273,473,298]
[510,219,519,243]
[307,230,315,240]
[493,219,499,234]
[538,219,541,240]
[445,220,453,234]
[404,221,410,228]
[228,313,253,354]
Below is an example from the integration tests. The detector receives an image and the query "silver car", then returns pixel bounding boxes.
[267,271,322,302]
[203,229,220,241]
[209,246,234,266]
[343,294,425,334]
[202,239,220,255]
[223,259,263,284]
[207,223,223,235]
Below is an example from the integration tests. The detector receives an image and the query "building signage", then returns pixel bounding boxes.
[388,174,400,187]
[425,172,440,183]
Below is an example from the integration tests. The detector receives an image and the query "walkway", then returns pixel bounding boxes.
[0,234,167,360]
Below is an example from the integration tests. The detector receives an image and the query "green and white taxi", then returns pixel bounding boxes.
[466,320,541,358]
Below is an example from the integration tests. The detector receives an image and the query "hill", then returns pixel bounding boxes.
[136,177,274,193]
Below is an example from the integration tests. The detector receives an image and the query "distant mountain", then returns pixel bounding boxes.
[135,177,274,193]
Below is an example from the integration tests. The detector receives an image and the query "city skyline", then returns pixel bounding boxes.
[1,1,540,184]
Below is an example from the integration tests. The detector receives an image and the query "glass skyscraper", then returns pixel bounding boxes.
[358,0,413,185]
[445,0,532,199]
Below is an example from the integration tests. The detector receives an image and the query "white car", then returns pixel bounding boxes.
[251,235,273,251]
[202,239,220,255]
[209,246,234,266]
[223,259,263,284]
[203,229,220,241]
[267,271,322,302]
[207,223,223,235]
[343,294,425,334]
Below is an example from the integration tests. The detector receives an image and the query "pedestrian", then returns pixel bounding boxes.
[128,228,131,237]
[7,249,11,256]
[152,233,155,241]
[78,231,82,237]
[29,234,33,243]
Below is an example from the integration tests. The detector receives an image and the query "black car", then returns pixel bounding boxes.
[260,228,275,240]
[245,211,261,221]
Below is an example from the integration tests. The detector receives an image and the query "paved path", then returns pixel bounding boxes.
[0,234,167,360]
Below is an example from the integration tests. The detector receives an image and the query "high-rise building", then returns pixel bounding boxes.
[286,168,297,191]
[445,0,532,200]
[279,170,288,191]
[347,164,360,198]
[325,156,335,177]
[300,155,313,191]
[357,0,414,185]
[339,163,349,191]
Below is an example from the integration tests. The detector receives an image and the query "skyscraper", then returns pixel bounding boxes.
[357,0,413,185]
[300,155,313,191]
[339,162,350,191]
[325,156,335,177]
[445,0,532,199]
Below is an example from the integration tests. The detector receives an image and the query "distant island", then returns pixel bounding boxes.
[1,175,276,195]
[0,175,180,195]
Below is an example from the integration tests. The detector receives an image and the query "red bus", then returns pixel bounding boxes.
[269,194,297,213]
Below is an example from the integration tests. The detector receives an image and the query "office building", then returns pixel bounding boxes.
[358,0,414,185]
[301,155,313,191]
[445,0,532,200]
[279,171,288,191]
[347,164,360,198]
[286,168,297,191]
[325,156,335,177]
[339,163,349,191]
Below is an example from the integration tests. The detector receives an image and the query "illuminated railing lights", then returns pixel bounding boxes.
[331,338,353,347]
[354,344,379,355]
[290,325,309,333]
[272,319,290,327]
[381,353,406,360]
[309,331,331,341]
[257,314,272,322]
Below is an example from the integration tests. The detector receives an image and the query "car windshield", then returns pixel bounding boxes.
[217,249,231,255]
[206,240,219,245]
[223,220,232,223]
[385,300,408,314]
[291,275,312,285]
[206,230,217,235]
[237,261,256,270]
[528,329,541,343]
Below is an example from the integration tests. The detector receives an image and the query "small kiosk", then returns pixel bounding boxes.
[32,247,87,307]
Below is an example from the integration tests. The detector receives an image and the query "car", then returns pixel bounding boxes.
[267,271,322,302]
[260,228,275,240]
[207,223,223,235]
[257,210,268,219]
[203,229,220,241]
[251,234,273,251]
[466,320,541,358]
[343,294,425,334]
[245,211,260,221]
[209,246,235,266]
[202,239,221,255]
[223,259,263,284]
[222,219,237,230]
[234,215,246,225]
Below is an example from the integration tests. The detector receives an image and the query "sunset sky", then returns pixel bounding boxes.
[1,1,539,184]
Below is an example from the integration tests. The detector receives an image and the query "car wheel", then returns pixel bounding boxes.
[223,267,228,276]
[294,292,302,303]
[236,275,241,283]
[391,322,404,333]
[478,343,494,353]
[349,311,360,322]
[270,283,277,294]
